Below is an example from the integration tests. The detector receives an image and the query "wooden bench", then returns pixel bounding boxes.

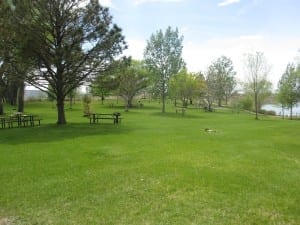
[176,107,186,115]
[0,117,7,129]
[0,114,42,128]
[89,113,121,124]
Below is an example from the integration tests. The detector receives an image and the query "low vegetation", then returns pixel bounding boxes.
[0,100,299,224]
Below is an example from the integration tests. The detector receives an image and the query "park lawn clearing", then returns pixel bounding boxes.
[0,101,299,225]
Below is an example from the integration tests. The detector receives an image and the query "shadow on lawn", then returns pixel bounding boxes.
[150,111,202,119]
[0,123,131,145]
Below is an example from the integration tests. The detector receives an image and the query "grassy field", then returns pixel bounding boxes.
[0,100,299,225]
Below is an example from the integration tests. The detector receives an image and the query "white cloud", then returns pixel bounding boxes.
[78,0,114,8]
[218,0,240,7]
[123,38,146,59]
[182,35,300,87]
[99,0,114,7]
[134,0,183,6]
[124,34,300,88]
[239,35,264,40]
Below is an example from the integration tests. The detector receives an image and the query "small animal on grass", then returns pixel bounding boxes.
[204,128,217,133]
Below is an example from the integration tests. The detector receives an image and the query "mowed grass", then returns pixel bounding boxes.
[0,100,299,225]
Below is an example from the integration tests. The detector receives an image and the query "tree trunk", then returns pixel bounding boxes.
[254,92,258,120]
[8,83,18,106]
[126,98,132,108]
[56,95,66,124]
[290,106,293,120]
[101,92,104,105]
[0,98,4,115]
[218,98,221,107]
[69,96,73,109]
[17,82,25,113]
[162,80,166,113]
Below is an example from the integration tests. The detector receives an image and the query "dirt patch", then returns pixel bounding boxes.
[0,218,14,225]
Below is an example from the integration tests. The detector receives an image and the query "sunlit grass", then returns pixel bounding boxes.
[0,100,299,224]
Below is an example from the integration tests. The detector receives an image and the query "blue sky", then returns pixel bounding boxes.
[100,0,300,87]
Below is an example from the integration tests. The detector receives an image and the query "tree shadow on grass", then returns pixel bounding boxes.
[150,111,202,119]
[0,122,131,145]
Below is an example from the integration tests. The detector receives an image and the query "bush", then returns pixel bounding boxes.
[258,109,276,116]
[240,97,253,111]
[82,94,92,116]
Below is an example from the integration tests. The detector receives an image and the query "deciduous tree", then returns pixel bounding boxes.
[243,52,271,119]
[118,60,149,108]
[205,56,236,107]
[18,0,127,124]
[277,63,300,119]
[169,69,205,107]
[144,26,185,113]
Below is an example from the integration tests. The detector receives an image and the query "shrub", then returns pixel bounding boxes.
[240,97,253,111]
[82,94,92,116]
[258,109,276,116]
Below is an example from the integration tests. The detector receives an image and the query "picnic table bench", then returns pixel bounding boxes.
[89,112,121,124]
[0,113,42,129]
[176,107,186,115]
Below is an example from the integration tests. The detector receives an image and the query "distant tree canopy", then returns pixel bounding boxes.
[277,63,300,119]
[118,60,150,108]
[144,26,185,113]
[0,0,127,124]
[169,69,206,107]
[243,52,272,119]
[0,0,17,114]
[91,61,124,104]
[205,56,236,107]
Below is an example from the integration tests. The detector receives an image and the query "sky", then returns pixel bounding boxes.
[99,0,300,88]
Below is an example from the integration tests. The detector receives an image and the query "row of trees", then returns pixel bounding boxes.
[1,0,298,124]
[91,27,238,114]
[0,0,127,124]
[277,63,300,119]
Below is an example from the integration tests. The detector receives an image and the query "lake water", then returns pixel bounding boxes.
[261,104,300,116]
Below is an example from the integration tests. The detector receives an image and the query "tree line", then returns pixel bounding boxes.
[1,0,299,124]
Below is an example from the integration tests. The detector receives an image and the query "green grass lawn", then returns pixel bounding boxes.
[0,100,299,225]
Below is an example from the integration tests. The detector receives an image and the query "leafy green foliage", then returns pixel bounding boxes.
[144,26,185,112]
[240,95,253,110]
[169,69,206,106]
[205,56,236,106]
[243,52,272,119]
[118,60,150,107]
[13,0,127,124]
[82,94,92,116]
[277,63,300,118]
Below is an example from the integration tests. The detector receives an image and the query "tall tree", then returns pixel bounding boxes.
[0,0,31,113]
[0,0,11,114]
[243,52,271,119]
[277,63,300,119]
[91,69,119,105]
[169,69,205,107]
[118,60,149,108]
[205,56,236,107]
[144,26,185,113]
[91,59,130,104]
[18,0,126,124]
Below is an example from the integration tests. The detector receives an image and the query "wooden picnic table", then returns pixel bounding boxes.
[0,113,42,129]
[175,107,186,115]
[89,112,121,124]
